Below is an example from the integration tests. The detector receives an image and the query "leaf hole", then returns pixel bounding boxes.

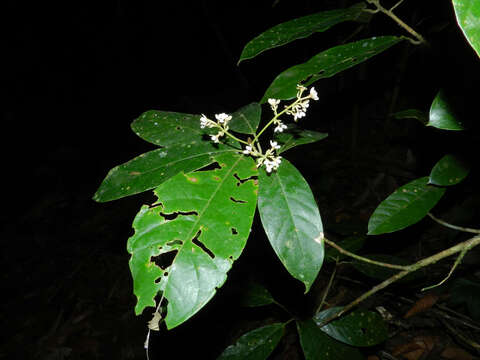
[233,173,258,187]
[360,327,367,335]
[176,126,181,130]
[195,162,222,172]
[160,210,198,221]
[230,197,247,204]
[151,250,177,270]
[191,230,215,259]
[166,240,183,246]
[231,227,238,235]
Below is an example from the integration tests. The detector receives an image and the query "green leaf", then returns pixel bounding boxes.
[297,319,364,360]
[274,124,328,154]
[127,153,258,329]
[368,177,446,235]
[452,0,480,58]
[238,2,367,64]
[429,154,470,186]
[217,323,285,360]
[93,141,238,202]
[131,111,213,146]
[428,90,464,130]
[229,103,262,135]
[258,159,324,292]
[325,235,365,262]
[392,109,428,125]
[314,307,388,346]
[352,254,419,282]
[240,282,275,307]
[261,36,402,103]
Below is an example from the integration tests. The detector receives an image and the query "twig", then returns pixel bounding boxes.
[315,264,337,314]
[428,213,480,234]
[317,235,480,327]
[364,0,426,45]
[324,237,410,270]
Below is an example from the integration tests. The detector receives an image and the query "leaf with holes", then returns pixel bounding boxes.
[428,90,464,130]
[452,0,480,58]
[261,36,402,103]
[238,2,366,64]
[93,142,238,202]
[274,124,328,154]
[228,102,262,135]
[217,323,285,360]
[258,159,324,292]
[429,154,470,186]
[240,282,275,307]
[314,307,388,346]
[368,177,446,235]
[392,109,428,125]
[127,152,258,329]
[297,319,363,360]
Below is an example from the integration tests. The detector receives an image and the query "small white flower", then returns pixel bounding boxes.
[270,140,280,150]
[274,123,287,133]
[296,84,307,93]
[243,145,253,155]
[200,114,212,128]
[309,87,319,101]
[210,134,219,143]
[215,113,232,124]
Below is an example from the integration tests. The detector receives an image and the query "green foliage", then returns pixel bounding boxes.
[128,152,258,328]
[258,159,324,292]
[428,90,464,130]
[429,154,470,186]
[217,323,285,360]
[240,282,275,307]
[228,103,262,135]
[314,307,388,346]
[392,109,428,125]
[368,177,446,235]
[274,124,328,154]
[261,36,402,103]
[238,2,366,64]
[452,0,480,58]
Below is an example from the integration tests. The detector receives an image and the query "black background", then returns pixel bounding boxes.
[3,0,480,359]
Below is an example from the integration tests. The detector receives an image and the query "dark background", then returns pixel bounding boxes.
[3,0,480,359]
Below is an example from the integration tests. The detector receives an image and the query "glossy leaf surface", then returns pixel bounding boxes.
[429,154,470,186]
[314,307,388,346]
[238,2,366,64]
[452,0,480,58]
[127,153,258,329]
[428,91,464,130]
[228,102,262,135]
[218,323,285,360]
[368,177,445,235]
[297,319,364,360]
[258,159,324,292]
[261,36,402,103]
[274,124,328,154]
[93,142,237,202]
[240,282,275,307]
[393,109,428,125]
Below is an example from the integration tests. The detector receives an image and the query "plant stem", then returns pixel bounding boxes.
[428,213,480,234]
[365,0,426,45]
[315,264,337,314]
[324,237,410,270]
[317,235,480,327]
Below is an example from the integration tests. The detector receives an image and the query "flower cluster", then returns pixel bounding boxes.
[200,113,232,143]
[284,85,319,121]
[255,140,282,173]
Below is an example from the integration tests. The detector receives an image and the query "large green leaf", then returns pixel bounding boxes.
[240,282,275,307]
[429,154,470,186]
[229,102,262,135]
[261,36,402,103]
[368,177,446,235]
[127,152,258,329]
[238,2,366,64]
[274,124,328,154]
[428,90,464,130]
[93,141,238,202]
[314,307,388,346]
[258,159,324,292]
[297,319,364,360]
[131,111,213,146]
[452,0,480,58]
[217,323,285,360]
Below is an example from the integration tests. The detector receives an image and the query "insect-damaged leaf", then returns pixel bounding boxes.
[127,152,258,329]
[258,159,324,292]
